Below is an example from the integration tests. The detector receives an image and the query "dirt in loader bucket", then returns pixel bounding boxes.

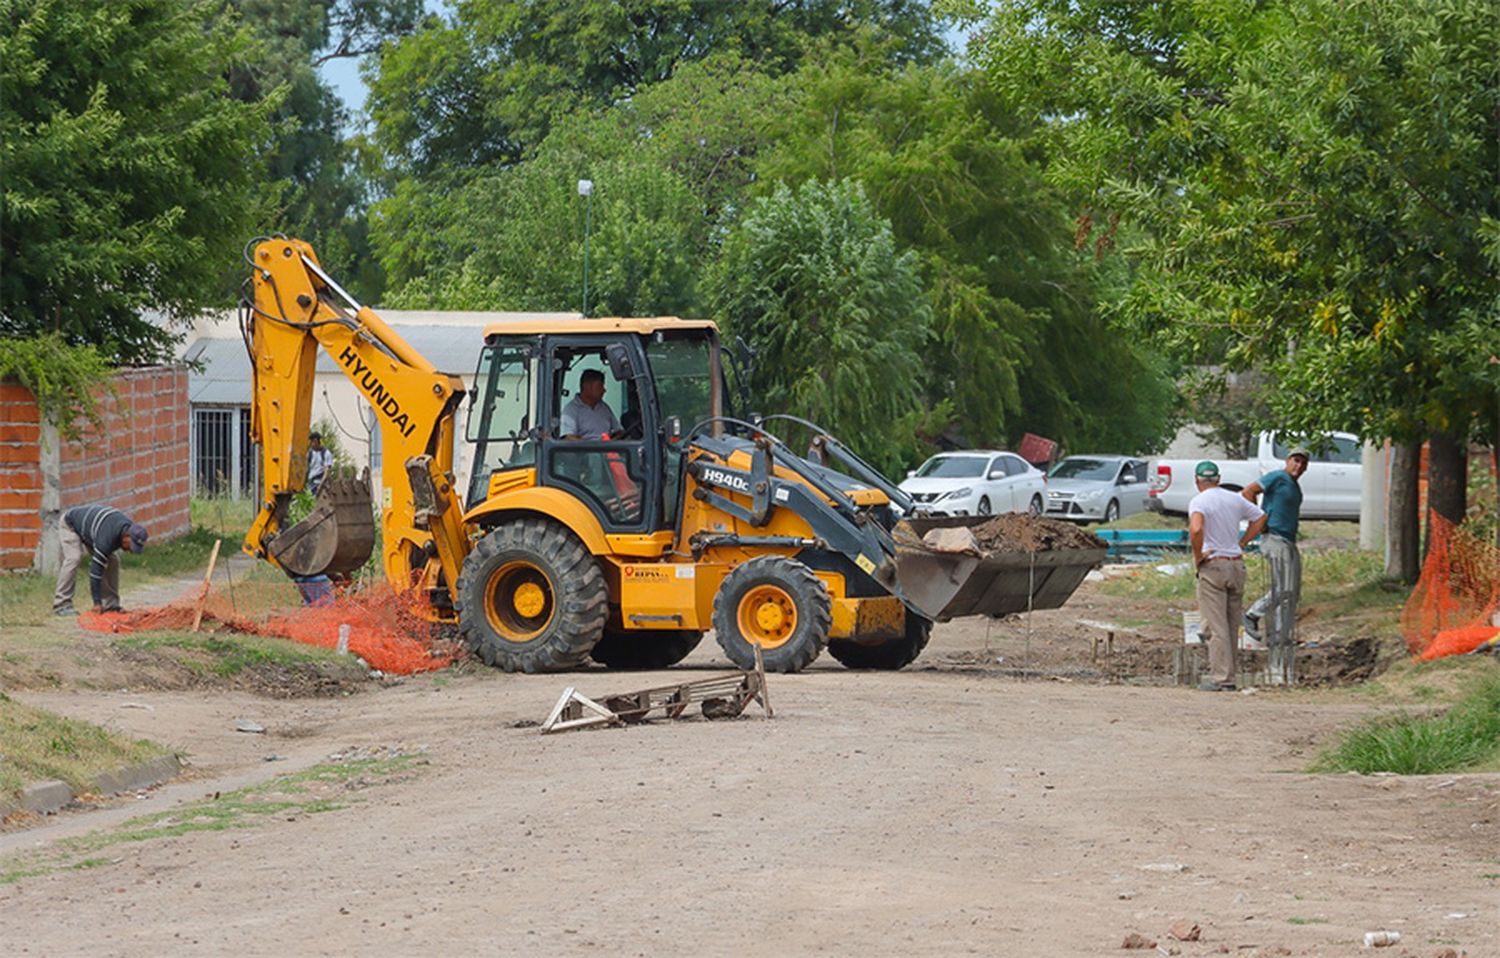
[888,514,1107,622]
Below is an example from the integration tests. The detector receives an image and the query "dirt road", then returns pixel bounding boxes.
[3,630,1495,957]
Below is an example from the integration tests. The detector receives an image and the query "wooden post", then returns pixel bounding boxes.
[753,643,773,719]
[191,539,222,633]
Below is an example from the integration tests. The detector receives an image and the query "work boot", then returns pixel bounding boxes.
[54,606,77,617]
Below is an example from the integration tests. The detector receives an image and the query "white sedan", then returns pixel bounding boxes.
[899,450,1046,517]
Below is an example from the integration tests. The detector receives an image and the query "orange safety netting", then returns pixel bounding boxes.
[1402,513,1500,661]
[80,576,460,675]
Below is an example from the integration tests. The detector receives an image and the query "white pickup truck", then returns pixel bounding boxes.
[1147,431,1363,519]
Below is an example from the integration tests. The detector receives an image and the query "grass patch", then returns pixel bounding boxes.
[0,751,425,884]
[0,694,169,804]
[1285,917,1329,925]
[114,631,346,677]
[1313,672,1500,774]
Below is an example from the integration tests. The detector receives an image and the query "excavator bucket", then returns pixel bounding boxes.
[887,516,1107,622]
[266,469,377,578]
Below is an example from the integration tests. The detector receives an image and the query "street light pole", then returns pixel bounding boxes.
[578,179,594,317]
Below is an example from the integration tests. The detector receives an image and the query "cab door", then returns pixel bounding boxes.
[538,336,658,534]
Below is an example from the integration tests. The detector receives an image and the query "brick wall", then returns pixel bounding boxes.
[0,367,190,571]
[0,384,44,569]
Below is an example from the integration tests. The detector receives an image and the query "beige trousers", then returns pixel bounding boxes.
[53,521,121,612]
[1197,558,1246,686]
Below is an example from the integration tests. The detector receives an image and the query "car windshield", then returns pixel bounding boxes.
[915,455,987,479]
[1048,458,1118,481]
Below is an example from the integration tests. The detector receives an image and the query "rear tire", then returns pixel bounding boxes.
[590,629,703,669]
[827,612,932,670]
[455,518,607,673]
[712,556,830,673]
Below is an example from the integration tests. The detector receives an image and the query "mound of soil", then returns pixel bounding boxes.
[110,642,371,698]
[969,514,1106,553]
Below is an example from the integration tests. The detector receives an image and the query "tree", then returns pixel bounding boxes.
[964,0,1499,569]
[372,53,792,314]
[0,0,274,364]
[365,0,945,176]
[228,0,422,302]
[706,179,933,474]
[754,51,1178,453]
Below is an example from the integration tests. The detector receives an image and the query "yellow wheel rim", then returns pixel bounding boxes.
[737,585,797,649]
[484,560,555,643]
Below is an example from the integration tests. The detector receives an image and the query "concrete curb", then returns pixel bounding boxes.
[1,753,182,818]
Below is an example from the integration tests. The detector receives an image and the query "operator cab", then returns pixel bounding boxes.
[464,319,723,533]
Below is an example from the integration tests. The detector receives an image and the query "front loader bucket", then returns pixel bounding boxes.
[267,469,376,577]
[889,516,1107,622]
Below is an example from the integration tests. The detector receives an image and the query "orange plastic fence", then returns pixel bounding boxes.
[1402,514,1500,661]
[80,578,459,675]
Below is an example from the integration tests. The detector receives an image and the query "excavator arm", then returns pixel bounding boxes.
[240,237,469,612]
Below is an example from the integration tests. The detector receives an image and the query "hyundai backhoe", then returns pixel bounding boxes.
[240,237,1103,672]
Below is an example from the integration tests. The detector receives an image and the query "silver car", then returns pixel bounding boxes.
[1044,456,1150,523]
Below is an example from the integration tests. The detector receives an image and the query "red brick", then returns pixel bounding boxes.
[0,490,42,510]
[0,423,41,444]
[0,530,34,549]
[0,443,39,465]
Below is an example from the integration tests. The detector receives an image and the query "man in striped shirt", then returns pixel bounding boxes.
[52,504,149,615]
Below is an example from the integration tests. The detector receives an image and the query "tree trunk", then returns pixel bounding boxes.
[1425,429,1468,557]
[1385,440,1420,583]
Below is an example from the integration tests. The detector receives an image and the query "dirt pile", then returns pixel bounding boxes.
[969,514,1106,553]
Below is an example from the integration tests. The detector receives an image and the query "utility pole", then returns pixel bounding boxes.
[578,179,594,317]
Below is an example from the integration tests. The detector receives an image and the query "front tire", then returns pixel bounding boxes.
[827,612,932,670]
[1028,494,1043,515]
[590,629,703,669]
[977,495,992,516]
[712,556,831,673]
[455,518,607,673]
[1103,499,1120,523]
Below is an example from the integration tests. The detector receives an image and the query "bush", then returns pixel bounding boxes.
[1315,672,1500,775]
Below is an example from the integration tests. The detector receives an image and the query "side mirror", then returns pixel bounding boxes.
[605,343,636,381]
[1120,474,1137,485]
[906,470,916,479]
[666,415,683,442]
[988,470,1005,480]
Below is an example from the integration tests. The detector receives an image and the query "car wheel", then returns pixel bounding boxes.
[977,495,992,516]
[1104,499,1120,524]
[1028,494,1042,515]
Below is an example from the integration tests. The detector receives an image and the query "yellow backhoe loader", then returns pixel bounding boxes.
[240,237,1103,672]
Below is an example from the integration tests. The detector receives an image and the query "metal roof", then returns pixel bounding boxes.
[481,317,718,337]
[185,320,513,406]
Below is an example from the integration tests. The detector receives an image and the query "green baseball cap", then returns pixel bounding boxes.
[1194,460,1220,480]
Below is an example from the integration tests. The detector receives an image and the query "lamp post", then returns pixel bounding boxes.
[578,179,594,317]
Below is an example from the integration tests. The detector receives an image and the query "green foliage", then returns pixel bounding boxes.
[373,52,792,315]
[0,335,115,439]
[366,0,945,176]
[228,1,421,303]
[0,0,275,364]
[964,0,1500,447]
[755,52,1178,453]
[1315,673,1500,774]
[379,156,704,317]
[707,179,932,473]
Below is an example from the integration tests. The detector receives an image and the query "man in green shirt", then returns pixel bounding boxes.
[1241,446,1310,684]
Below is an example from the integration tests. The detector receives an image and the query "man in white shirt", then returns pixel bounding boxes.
[559,369,622,439]
[1188,460,1268,691]
[306,432,334,494]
